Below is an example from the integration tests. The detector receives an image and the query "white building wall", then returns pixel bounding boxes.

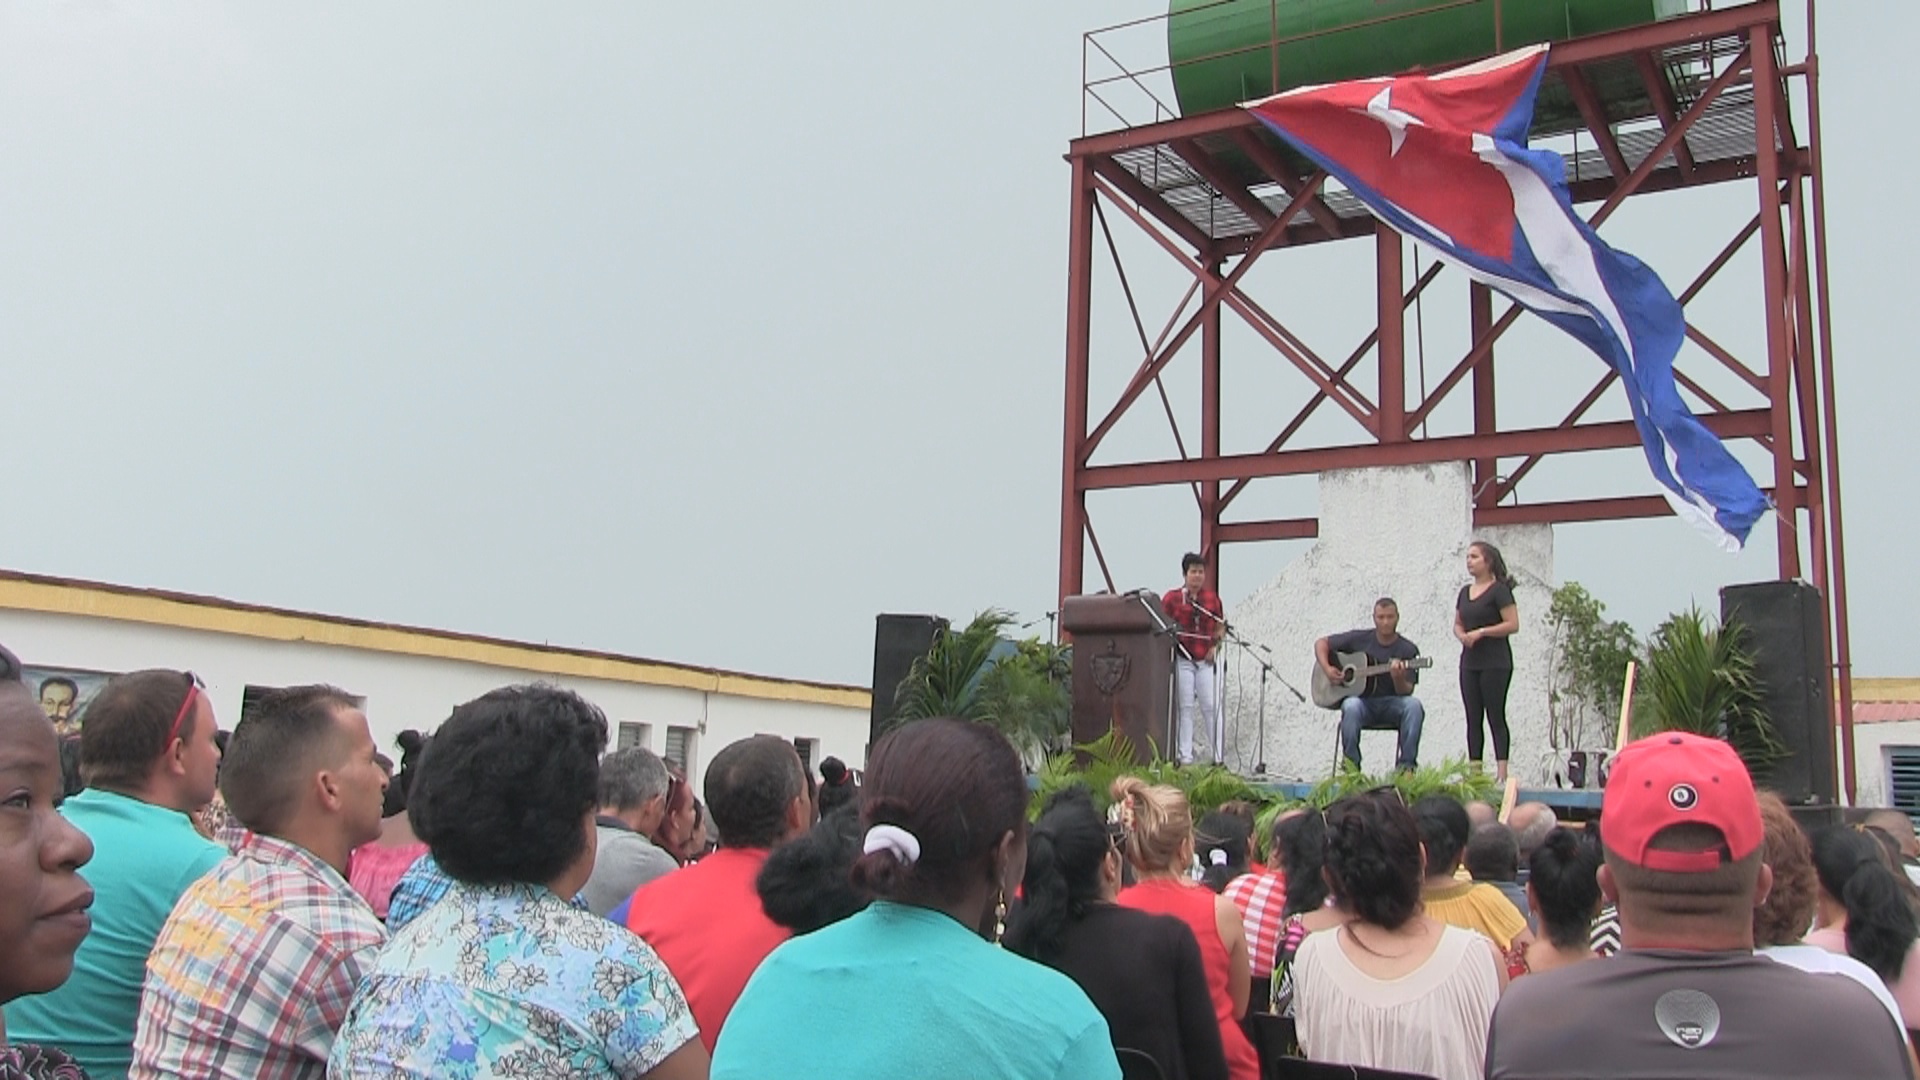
[1218,462,1558,783]
[0,607,871,792]
[1847,720,1920,810]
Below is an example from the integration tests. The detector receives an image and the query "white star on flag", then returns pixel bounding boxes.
[1354,85,1425,156]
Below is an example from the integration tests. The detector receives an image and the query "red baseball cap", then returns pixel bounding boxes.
[1601,732,1762,873]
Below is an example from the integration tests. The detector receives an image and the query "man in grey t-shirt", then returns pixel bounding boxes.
[1486,733,1912,1079]
[580,746,681,915]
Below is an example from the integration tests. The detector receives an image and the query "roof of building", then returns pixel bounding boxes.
[1853,678,1920,726]
[0,568,869,709]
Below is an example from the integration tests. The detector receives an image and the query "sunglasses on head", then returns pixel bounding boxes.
[167,671,205,747]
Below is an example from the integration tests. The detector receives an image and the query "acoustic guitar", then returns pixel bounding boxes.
[1310,650,1435,709]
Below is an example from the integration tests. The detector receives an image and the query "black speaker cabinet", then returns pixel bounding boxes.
[1720,580,1835,805]
[870,614,948,745]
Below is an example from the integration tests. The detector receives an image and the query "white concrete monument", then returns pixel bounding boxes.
[1216,462,1557,784]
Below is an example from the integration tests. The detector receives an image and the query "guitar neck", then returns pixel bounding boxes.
[1349,658,1429,677]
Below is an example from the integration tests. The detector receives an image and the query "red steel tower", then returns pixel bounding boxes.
[1057,1,1854,792]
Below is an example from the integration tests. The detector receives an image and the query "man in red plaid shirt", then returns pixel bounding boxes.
[133,685,390,1080]
[1162,552,1225,765]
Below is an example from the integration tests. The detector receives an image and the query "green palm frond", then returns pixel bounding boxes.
[1297,757,1498,809]
[888,609,1015,729]
[1635,606,1787,776]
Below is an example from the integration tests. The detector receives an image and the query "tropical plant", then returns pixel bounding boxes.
[888,609,1072,759]
[976,637,1073,759]
[1295,760,1500,810]
[1545,582,1643,750]
[1029,730,1269,822]
[1633,605,1788,775]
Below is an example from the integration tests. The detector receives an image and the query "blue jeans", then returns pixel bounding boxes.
[1339,695,1425,772]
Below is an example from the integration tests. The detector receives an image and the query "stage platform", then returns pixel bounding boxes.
[1255,782,1603,818]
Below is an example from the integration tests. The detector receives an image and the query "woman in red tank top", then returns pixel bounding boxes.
[1111,778,1259,1080]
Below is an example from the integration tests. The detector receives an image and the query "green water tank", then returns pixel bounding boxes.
[1168,0,1689,133]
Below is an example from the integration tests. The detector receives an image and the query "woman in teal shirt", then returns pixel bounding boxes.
[713,718,1120,1080]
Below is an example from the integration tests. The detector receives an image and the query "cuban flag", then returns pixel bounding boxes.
[1243,45,1769,550]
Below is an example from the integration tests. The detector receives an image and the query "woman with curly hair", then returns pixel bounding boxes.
[1291,789,1504,1080]
[1750,794,1903,1028]
[714,718,1118,1080]
[329,685,707,1079]
[1112,778,1259,1080]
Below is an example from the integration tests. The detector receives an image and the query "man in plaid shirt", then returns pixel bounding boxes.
[1161,551,1225,765]
[132,685,390,1080]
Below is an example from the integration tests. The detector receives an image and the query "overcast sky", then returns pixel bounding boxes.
[1,1,1910,690]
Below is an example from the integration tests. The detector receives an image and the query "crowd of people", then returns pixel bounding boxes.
[4,639,1920,1078]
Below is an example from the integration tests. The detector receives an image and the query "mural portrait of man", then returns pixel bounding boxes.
[23,666,116,737]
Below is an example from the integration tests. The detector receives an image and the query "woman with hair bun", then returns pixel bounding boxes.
[1806,825,1920,1036]
[817,755,858,817]
[1111,778,1259,1080]
[1291,790,1504,1080]
[713,718,1120,1080]
[1269,810,1349,1023]
[348,728,432,920]
[1521,827,1602,974]
[1005,788,1229,1080]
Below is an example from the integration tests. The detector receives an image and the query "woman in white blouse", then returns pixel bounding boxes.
[1291,790,1505,1080]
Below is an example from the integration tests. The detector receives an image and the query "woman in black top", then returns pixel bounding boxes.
[1005,789,1229,1080]
[1453,540,1519,782]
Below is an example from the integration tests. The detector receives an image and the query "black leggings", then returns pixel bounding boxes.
[1461,666,1513,763]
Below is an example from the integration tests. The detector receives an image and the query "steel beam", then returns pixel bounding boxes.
[1751,25,1800,577]
[1081,410,1772,490]
[1217,518,1319,544]
[1563,64,1632,183]
[1169,137,1276,230]
[1377,224,1407,442]
[1059,156,1095,606]
[1476,489,1804,527]
[1471,283,1497,503]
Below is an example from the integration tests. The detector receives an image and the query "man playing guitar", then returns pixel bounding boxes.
[1162,552,1225,765]
[1314,598,1425,773]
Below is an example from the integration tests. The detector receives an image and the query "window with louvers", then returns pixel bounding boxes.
[616,722,650,752]
[1888,748,1920,827]
[665,726,696,775]
[793,738,817,775]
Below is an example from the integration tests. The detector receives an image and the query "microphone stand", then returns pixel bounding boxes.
[1192,602,1305,777]
[1128,590,1187,761]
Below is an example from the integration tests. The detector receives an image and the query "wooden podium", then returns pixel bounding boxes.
[1061,593,1173,765]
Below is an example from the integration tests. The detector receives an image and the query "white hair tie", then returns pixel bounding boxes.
[1209,848,1228,867]
[863,824,922,867]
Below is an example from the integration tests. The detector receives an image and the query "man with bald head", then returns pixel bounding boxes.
[1508,801,1557,883]
[4,670,226,1079]
[1466,800,1497,829]
[617,735,813,1052]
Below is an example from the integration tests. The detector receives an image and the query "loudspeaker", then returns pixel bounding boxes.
[1720,580,1834,805]
[870,614,948,745]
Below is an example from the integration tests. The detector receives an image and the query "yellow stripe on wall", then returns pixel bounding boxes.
[0,577,870,710]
